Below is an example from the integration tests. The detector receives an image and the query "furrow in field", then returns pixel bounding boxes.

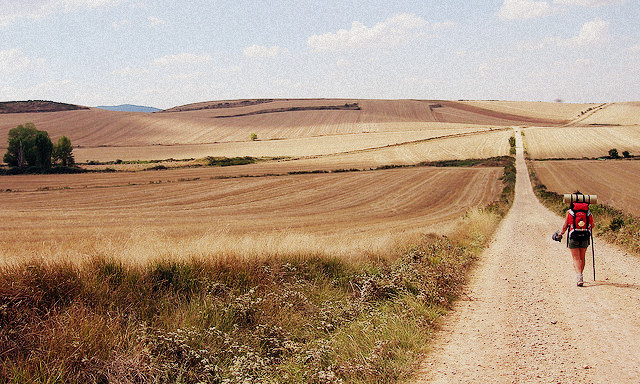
[0,167,503,263]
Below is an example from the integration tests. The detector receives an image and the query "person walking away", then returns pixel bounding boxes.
[559,200,594,286]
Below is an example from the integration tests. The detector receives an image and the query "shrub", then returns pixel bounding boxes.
[250,133,258,141]
[609,216,624,232]
[622,150,631,158]
[608,148,620,158]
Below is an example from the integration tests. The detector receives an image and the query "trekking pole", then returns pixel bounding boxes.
[591,232,596,281]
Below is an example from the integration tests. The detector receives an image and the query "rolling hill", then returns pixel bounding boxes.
[1,99,637,163]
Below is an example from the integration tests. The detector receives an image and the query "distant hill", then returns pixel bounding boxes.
[0,100,89,114]
[95,104,161,113]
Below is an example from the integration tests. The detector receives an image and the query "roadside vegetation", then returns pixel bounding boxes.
[0,154,515,383]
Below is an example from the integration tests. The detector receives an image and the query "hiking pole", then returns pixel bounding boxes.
[591,232,596,281]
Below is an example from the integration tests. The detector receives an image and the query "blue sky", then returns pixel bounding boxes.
[0,0,638,109]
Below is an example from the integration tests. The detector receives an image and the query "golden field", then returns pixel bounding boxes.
[0,166,503,265]
[523,125,640,159]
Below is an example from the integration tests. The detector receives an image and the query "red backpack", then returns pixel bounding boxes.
[569,202,591,242]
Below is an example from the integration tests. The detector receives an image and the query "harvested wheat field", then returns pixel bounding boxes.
[572,102,640,126]
[0,98,573,163]
[0,167,503,265]
[459,100,593,122]
[289,129,512,169]
[523,125,640,159]
[69,126,495,163]
[533,159,640,217]
[69,126,511,165]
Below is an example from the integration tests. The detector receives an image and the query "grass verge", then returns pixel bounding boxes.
[0,159,515,384]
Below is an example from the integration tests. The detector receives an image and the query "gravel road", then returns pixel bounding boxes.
[413,127,640,383]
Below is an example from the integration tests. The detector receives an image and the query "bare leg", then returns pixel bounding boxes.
[571,248,586,274]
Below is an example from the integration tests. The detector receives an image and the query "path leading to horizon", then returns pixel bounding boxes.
[413,127,640,383]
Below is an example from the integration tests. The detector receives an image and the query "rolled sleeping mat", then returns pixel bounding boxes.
[563,193,598,204]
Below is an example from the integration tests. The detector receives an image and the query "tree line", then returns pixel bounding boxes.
[3,122,74,170]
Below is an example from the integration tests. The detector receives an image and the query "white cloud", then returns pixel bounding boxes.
[515,18,611,50]
[307,13,427,52]
[559,18,610,47]
[0,0,124,26]
[553,0,625,6]
[497,0,552,20]
[148,16,165,27]
[432,21,456,30]
[0,49,45,73]
[152,53,212,66]
[243,45,288,58]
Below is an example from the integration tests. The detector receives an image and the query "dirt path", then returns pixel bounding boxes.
[413,127,640,383]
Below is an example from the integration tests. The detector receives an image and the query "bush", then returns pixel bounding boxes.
[205,156,257,167]
[609,216,624,232]
[608,148,620,158]
[250,133,258,141]
[622,151,631,158]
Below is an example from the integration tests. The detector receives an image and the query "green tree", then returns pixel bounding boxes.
[34,130,53,169]
[4,123,38,168]
[3,123,54,169]
[52,136,75,166]
[250,132,258,141]
[608,148,620,159]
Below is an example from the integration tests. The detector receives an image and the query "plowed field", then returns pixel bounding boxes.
[0,167,503,264]
[523,126,640,159]
[533,159,640,216]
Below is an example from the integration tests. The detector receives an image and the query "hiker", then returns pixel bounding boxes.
[558,197,594,287]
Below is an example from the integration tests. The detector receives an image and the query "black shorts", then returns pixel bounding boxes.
[568,237,590,249]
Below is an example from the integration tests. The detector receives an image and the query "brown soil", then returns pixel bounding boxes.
[412,128,640,383]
